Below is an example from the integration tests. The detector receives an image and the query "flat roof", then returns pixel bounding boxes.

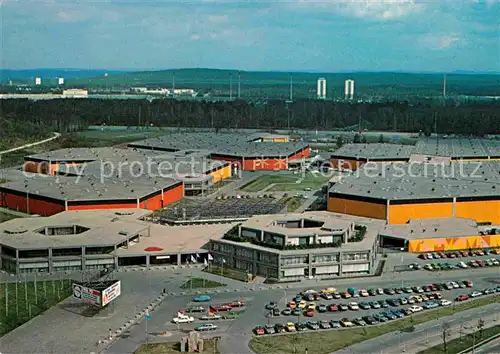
[329,161,500,201]
[0,209,235,252]
[331,138,500,161]
[0,173,180,203]
[0,209,151,249]
[331,143,414,160]
[217,211,385,253]
[380,217,480,240]
[128,132,306,158]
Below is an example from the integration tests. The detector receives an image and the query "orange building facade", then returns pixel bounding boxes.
[408,235,500,252]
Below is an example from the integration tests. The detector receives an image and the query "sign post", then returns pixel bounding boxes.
[145,309,150,345]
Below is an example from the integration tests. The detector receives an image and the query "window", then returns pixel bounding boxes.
[312,254,340,263]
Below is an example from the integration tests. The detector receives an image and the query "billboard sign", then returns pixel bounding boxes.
[72,283,101,306]
[102,281,121,307]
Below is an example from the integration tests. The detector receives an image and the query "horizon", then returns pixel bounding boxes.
[1,1,499,72]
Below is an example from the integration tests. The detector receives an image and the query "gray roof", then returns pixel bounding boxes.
[128,132,306,157]
[332,138,500,161]
[332,143,414,160]
[0,173,180,202]
[379,217,479,240]
[0,209,233,252]
[329,161,500,200]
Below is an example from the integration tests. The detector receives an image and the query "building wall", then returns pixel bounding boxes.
[388,202,454,224]
[208,164,232,183]
[327,197,387,220]
[242,158,288,171]
[289,146,311,160]
[455,200,500,224]
[0,192,65,215]
[139,184,184,210]
[68,202,136,211]
[408,235,500,252]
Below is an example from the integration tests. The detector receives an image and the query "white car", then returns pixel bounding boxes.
[451,282,460,289]
[470,291,483,298]
[376,288,384,295]
[172,314,195,323]
[348,302,359,310]
[458,261,468,269]
[424,264,433,270]
[408,305,423,313]
[360,289,369,297]
[303,289,317,294]
[439,299,452,306]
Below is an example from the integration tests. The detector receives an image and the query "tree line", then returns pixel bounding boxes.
[1,98,499,135]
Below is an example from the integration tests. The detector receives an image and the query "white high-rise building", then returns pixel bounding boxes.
[317,78,326,99]
[344,79,354,100]
[35,77,41,86]
[58,77,64,85]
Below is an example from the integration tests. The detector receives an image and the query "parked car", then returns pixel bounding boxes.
[381,311,397,320]
[359,289,369,297]
[329,320,341,328]
[286,322,296,332]
[370,301,381,309]
[373,313,388,322]
[340,318,354,327]
[363,316,377,325]
[222,312,240,319]
[464,280,473,288]
[274,323,286,333]
[368,288,377,296]
[439,299,452,306]
[265,302,278,310]
[319,320,331,329]
[378,300,389,308]
[196,323,218,331]
[272,308,280,316]
[353,317,367,326]
[456,294,469,302]
[338,304,349,311]
[328,304,339,312]
[348,302,360,310]
[282,308,292,316]
[185,306,205,313]
[296,322,308,331]
[391,310,405,318]
[193,295,211,302]
[306,321,320,330]
[471,291,483,298]
[264,325,276,334]
[359,302,371,310]
[292,308,302,316]
[387,299,400,307]
[321,292,333,300]
[423,302,439,309]
[199,314,221,321]
[317,304,327,313]
[304,310,314,317]
[172,314,195,323]
[408,305,423,313]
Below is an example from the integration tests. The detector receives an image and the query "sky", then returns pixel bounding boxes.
[1,0,499,72]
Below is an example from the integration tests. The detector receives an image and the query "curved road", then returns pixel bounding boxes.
[471,336,500,354]
[0,132,61,155]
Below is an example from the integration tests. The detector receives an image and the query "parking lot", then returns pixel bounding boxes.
[253,280,500,335]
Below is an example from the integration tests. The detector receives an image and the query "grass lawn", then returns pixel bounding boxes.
[180,277,226,290]
[0,279,73,335]
[417,325,500,354]
[203,265,250,282]
[134,339,220,354]
[0,212,19,223]
[268,173,331,192]
[280,196,304,212]
[249,295,500,354]
[239,174,299,192]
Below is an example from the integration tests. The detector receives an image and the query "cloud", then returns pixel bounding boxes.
[56,11,85,23]
[293,0,425,20]
[208,14,228,23]
[420,33,463,50]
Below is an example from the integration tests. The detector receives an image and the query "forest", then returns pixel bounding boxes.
[1,98,499,142]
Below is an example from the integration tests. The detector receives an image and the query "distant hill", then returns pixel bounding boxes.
[2,68,499,98]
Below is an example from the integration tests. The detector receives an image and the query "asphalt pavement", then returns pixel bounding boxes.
[472,336,500,354]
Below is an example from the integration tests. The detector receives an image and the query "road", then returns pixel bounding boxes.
[472,336,500,354]
[101,269,500,354]
[332,303,499,354]
[1,260,498,354]
[0,132,61,155]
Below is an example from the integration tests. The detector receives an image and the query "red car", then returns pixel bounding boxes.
[254,326,265,335]
[428,284,437,291]
[447,253,456,258]
[304,310,314,317]
[438,252,446,258]
[460,251,468,257]
[418,254,428,260]
[211,305,231,312]
[464,280,473,288]
[476,260,485,267]
[456,295,469,302]
[328,304,339,312]
[228,301,245,308]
